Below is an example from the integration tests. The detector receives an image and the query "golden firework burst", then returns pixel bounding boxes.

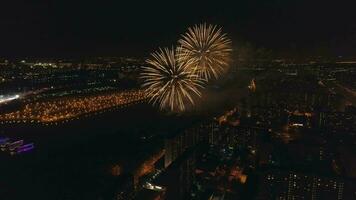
[141,47,204,112]
[178,23,232,81]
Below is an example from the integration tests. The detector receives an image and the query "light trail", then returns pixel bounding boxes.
[0,94,20,104]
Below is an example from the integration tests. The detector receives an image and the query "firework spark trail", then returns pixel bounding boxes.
[178,23,232,81]
[141,47,204,112]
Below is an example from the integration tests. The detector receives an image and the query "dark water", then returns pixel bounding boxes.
[0,103,199,200]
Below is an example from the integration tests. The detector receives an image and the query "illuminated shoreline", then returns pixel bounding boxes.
[0,90,147,125]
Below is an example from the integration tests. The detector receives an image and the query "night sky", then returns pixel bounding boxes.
[1,0,355,58]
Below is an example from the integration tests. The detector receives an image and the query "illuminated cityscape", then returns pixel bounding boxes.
[1,1,356,200]
[0,90,146,124]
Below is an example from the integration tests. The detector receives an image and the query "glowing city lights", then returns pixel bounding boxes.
[0,90,147,124]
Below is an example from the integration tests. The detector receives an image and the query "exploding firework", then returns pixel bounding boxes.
[141,47,204,112]
[178,23,232,81]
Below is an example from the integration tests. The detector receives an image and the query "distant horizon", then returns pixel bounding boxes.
[1,54,356,62]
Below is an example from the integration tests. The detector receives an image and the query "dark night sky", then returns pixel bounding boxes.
[1,0,355,58]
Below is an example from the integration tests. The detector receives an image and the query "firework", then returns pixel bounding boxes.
[141,47,204,112]
[178,23,232,80]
